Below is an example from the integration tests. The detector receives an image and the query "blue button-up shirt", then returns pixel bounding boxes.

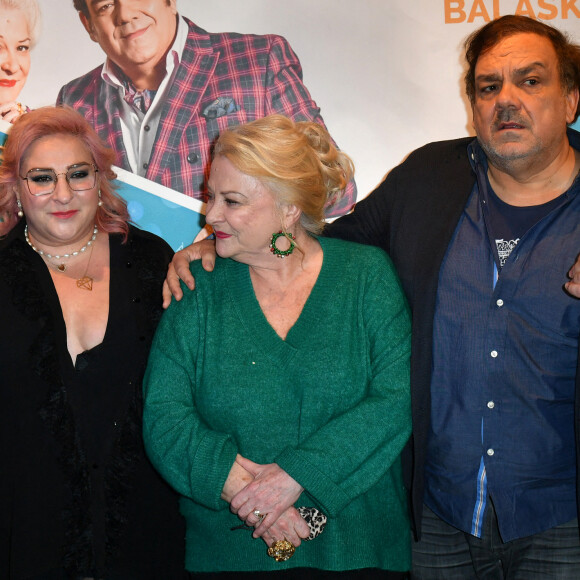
[423,135,580,542]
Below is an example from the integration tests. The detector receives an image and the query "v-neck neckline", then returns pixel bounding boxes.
[225,237,336,367]
[40,235,116,373]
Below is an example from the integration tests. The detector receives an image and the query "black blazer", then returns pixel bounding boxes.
[327,133,580,539]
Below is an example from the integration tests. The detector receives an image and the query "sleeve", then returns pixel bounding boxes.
[263,35,356,216]
[275,252,412,516]
[56,70,100,109]
[56,78,79,106]
[142,286,239,511]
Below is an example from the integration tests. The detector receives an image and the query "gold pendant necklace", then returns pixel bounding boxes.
[25,225,98,291]
[76,242,95,291]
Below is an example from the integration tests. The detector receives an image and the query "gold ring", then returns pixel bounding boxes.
[267,538,296,562]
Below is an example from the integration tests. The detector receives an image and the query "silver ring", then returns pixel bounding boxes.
[253,509,265,520]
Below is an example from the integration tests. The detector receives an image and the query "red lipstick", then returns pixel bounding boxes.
[51,210,78,219]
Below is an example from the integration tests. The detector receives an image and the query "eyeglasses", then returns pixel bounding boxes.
[20,163,99,197]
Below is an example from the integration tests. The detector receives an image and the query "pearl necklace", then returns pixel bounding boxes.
[24,225,98,272]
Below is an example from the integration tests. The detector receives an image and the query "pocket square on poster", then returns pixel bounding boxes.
[201,97,241,119]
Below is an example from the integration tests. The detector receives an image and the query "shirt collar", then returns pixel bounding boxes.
[467,137,487,174]
[101,13,188,92]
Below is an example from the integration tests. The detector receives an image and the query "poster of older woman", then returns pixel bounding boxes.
[0,0,40,238]
[0,0,39,121]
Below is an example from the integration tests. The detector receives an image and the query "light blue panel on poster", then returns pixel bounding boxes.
[113,166,206,251]
[0,118,10,149]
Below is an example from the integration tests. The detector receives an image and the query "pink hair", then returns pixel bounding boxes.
[0,106,130,240]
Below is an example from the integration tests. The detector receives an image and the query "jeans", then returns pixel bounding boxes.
[412,503,580,579]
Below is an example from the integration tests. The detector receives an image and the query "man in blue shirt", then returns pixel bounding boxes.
[328,15,580,579]
[166,14,580,579]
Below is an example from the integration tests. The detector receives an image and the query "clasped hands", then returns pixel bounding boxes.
[226,455,310,548]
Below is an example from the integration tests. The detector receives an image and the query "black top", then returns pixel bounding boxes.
[0,222,187,579]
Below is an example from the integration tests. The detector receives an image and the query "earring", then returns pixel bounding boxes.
[16,198,23,218]
[270,231,296,258]
[98,189,103,207]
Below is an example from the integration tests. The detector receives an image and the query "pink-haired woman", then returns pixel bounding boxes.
[0,106,186,579]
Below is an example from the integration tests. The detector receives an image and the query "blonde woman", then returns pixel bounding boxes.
[144,115,412,579]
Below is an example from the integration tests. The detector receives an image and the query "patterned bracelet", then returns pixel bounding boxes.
[297,506,327,540]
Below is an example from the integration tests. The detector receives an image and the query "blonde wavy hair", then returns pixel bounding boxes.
[213,115,354,235]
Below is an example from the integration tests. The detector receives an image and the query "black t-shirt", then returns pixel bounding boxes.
[485,181,565,268]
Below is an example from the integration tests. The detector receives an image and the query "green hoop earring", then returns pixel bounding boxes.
[270,231,296,258]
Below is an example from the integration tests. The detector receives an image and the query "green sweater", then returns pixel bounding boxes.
[143,237,412,573]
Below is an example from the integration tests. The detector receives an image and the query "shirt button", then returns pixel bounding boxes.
[496,299,504,307]
[487,401,495,409]
[187,152,199,164]
[143,162,149,170]
[144,124,151,131]
[487,448,494,456]
[490,350,498,358]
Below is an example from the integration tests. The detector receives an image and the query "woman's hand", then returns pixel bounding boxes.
[162,239,218,308]
[0,101,25,124]
[223,456,309,547]
[221,455,254,503]
[230,456,304,538]
[260,506,310,548]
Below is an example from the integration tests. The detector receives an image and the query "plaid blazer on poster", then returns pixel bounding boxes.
[57,17,356,217]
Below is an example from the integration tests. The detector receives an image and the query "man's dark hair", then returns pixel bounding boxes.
[73,0,174,19]
[72,0,88,18]
[464,15,580,122]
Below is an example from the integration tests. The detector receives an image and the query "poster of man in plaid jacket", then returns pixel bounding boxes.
[57,0,356,219]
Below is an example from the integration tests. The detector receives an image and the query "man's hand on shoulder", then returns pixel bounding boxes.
[162,239,217,309]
